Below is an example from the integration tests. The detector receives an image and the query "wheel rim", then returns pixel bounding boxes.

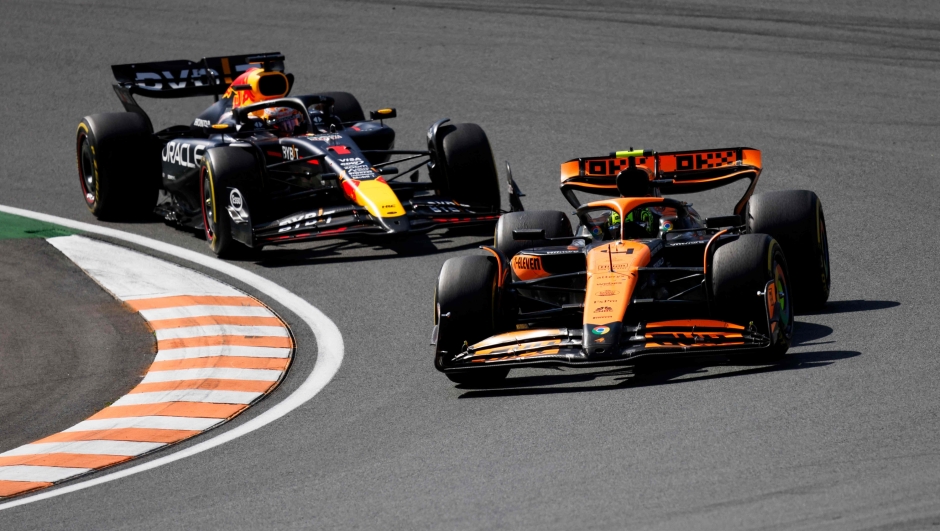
[200,167,215,244]
[77,134,96,207]
[773,259,793,337]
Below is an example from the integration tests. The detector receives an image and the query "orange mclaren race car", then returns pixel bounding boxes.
[76,52,521,257]
[432,148,831,384]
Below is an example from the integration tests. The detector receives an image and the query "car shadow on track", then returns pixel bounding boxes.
[798,299,900,316]
[456,322,859,398]
[248,229,493,267]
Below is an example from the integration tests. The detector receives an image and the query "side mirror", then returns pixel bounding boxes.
[512,229,545,241]
[369,108,397,120]
[575,225,593,242]
[377,166,399,176]
[208,123,236,134]
[704,215,743,228]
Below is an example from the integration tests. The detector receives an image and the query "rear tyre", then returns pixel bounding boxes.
[199,147,261,259]
[76,113,160,220]
[494,210,573,259]
[319,91,365,123]
[434,255,509,385]
[711,234,794,361]
[431,123,501,212]
[745,190,830,311]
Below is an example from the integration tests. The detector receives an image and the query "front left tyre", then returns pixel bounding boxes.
[76,113,160,220]
[711,234,794,361]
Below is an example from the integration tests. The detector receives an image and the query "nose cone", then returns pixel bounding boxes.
[379,214,411,234]
[583,321,622,357]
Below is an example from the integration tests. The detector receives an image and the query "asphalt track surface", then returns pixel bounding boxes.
[0,238,154,454]
[1,0,938,529]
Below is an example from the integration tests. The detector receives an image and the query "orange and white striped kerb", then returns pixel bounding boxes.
[0,236,293,498]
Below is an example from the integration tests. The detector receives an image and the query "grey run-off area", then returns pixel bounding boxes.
[1,0,938,529]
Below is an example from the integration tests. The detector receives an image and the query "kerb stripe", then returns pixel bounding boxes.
[127,295,263,311]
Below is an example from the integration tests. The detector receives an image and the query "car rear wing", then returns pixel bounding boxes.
[109,52,287,134]
[559,148,762,214]
[111,52,285,99]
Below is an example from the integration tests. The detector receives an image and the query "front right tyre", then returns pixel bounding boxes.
[434,254,509,385]
[199,147,260,259]
[430,123,501,212]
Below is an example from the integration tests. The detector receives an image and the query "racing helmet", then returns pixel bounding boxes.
[226,67,300,135]
[227,67,290,109]
[257,106,303,137]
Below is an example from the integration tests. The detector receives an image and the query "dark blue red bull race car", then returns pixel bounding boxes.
[76,52,522,256]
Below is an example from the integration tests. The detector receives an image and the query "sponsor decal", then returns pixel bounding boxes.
[194,118,212,128]
[282,145,300,160]
[226,188,248,224]
[512,255,542,270]
[278,211,321,227]
[422,200,460,213]
[597,289,617,296]
[592,326,610,336]
[595,306,613,313]
[133,68,216,90]
[586,157,651,176]
[339,157,365,167]
[162,141,206,169]
[661,220,673,232]
[338,158,373,177]
[306,133,343,142]
[675,151,736,171]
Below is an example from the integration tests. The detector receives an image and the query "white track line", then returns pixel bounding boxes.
[0,205,344,511]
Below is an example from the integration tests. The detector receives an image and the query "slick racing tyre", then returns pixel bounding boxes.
[494,210,573,259]
[434,255,509,385]
[76,112,160,220]
[711,234,794,361]
[318,91,365,123]
[430,123,501,212]
[745,190,830,311]
[199,147,260,259]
